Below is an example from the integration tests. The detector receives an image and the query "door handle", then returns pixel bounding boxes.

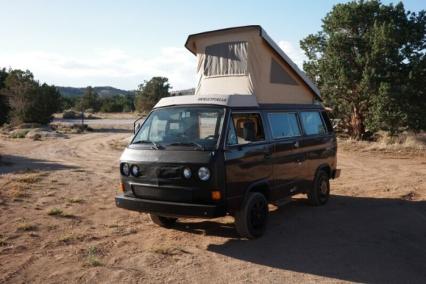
[294,141,300,148]
[264,152,272,159]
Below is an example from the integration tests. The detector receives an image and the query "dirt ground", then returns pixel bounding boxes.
[0,125,425,283]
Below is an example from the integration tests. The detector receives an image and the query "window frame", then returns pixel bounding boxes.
[267,111,302,140]
[299,111,328,137]
[225,110,268,147]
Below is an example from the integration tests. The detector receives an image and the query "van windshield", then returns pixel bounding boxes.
[132,106,226,150]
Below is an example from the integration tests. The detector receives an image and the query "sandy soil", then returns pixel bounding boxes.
[0,126,425,284]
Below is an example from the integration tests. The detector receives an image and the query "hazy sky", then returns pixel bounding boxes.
[0,0,423,90]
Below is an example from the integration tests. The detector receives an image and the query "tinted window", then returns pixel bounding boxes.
[321,111,333,133]
[300,111,326,135]
[268,112,301,138]
[227,113,265,145]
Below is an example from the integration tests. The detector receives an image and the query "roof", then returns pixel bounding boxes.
[154,94,259,109]
[185,25,321,101]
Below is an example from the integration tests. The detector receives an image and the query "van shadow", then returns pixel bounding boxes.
[176,195,426,283]
[91,128,133,133]
[0,155,78,174]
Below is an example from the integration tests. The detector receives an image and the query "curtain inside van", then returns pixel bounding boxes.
[204,41,248,76]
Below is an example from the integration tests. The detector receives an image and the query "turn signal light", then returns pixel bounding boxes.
[120,182,125,192]
[211,191,221,200]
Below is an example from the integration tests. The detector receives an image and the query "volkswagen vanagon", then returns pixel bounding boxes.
[115,26,340,238]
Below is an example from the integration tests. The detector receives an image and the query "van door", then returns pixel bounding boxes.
[266,112,305,199]
[224,112,273,210]
[298,111,334,188]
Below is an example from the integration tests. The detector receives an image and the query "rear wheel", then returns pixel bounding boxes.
[308,170,330,206]
[149,214,177,228]
[234,192,269,239]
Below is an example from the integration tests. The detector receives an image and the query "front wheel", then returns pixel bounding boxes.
[307,170,330,206]
[149,214,178,228]
[234,192,269,239]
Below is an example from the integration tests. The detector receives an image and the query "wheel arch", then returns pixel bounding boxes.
[315,163,332,179]
[243,179,271,203]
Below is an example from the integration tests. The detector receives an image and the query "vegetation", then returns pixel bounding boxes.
[78,86,101,112]
[0,69,61,125]
[135,77,171,112]
[300,0,426,139]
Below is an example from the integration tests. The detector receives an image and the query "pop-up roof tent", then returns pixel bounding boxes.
[155,25,321,108]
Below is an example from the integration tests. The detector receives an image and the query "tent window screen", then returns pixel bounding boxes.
[204,41,248,76]
[270,58,297,85]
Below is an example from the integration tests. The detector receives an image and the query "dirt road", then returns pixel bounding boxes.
[1,129,425,283]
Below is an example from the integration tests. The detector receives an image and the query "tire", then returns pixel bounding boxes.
[149,214,177,228]
[308,170,330,206]
[234,192,269,239]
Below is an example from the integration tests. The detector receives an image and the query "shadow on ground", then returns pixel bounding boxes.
[91,128,133,133]
[0,155,78,174]
[176,195,426,283]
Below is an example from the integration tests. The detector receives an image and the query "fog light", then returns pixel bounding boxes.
[121,163,130,176]
[183,167,192,179]
[198,167,210,181]
[131,165,140,177]
[211,191,221,200]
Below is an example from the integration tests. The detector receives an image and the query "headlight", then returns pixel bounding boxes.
[183,167,192,179]
[121,163,130,176]
[131,165,140,177]
[198,167,210,181]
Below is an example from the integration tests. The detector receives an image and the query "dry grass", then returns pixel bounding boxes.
[47,208,63,216]
[68,197,84,204]
[13,174,42,184]
[9,184,30,199]
[16,222,38,232]
[84,245,103,267]
[47,208,76,218]
[108,137,130,151]
[339,131,426,156]
[149,245,191,256]
[58,233,75,244]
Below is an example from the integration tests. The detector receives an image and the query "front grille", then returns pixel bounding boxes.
[131,184,193,202]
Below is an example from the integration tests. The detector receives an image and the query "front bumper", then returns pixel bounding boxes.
[115,194,226,218]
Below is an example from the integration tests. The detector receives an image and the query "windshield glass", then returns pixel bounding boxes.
[132,106,226,150]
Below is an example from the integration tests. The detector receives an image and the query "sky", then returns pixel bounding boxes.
[0,0,423,91]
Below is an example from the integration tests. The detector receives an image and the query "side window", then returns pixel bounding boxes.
[300,111,326,135]
[321,111,333,133]
[227,113,265,145]
[226,119,238,145]
[268,112,301,139]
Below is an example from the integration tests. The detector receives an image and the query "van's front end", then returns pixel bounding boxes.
[115,104,228,220]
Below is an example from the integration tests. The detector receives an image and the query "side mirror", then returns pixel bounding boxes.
[134,123,141,134]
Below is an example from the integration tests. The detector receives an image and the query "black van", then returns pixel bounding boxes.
[115,100,340,239]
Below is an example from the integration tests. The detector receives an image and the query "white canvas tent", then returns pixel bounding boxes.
[186,25,321,103]
[155,25,321,109]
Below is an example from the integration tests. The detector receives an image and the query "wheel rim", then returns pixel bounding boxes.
[319,179,329,202]
[250,199,267,230]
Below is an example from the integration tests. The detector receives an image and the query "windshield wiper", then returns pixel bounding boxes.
[168,142,205,150]
[133,140,163,150]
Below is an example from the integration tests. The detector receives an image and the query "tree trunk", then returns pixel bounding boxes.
[350,105,365,140]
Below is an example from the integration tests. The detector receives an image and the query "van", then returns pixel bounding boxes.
[115,26,340,238]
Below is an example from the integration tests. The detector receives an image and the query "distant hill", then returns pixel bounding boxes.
[57,86,134,97]
[170,88,195,96]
